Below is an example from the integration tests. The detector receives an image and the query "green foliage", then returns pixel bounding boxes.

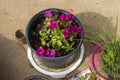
[36,12,82,57]
[102,41,120,80]
[79,76,88,80]
[86,16,120,80]
[79,72,97,80]
[39,28,75,52]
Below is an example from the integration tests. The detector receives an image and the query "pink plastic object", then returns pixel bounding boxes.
[89,45,108,79]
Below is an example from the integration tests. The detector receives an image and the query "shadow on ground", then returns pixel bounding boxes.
[76,11,114,60]
[66,12,114,79]
[0,34,52,80]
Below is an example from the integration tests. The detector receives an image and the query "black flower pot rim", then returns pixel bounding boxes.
[26,8,84,60]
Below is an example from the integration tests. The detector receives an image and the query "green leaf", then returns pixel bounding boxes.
[41,40,46,45]
[71,42,75,46]
[61,46,66,49]
[52,38,57,41]
[39,31,46,36]
[46,43,50,47]
[51,38,57,47]
[60,21,67,27]
[68,21,72,24]
[57,40,62,47]
[54,14,59,19]
[79,76,85,80]
[47,29,50,34]
[46,22,50,26]
[49,35,52,37]
[39,31,42,36]
[45,18,51,22]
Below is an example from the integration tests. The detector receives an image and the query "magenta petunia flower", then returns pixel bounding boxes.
[45,49,49,56]
[68,77,74,80]
[36,48,45,57]
[64,32,70,40]
[65,13,74,20]
[49,49,56,58]
[68,25,75,33]
[59,14,66,22]
[50,20,58,30]
[64,27,70,39]
[75,27,83,35]
[44,11,52,18]
[65,25,70,32]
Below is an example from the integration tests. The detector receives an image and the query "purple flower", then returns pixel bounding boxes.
[65,25,75,33]
[50,20,58,30]
[59,14,66,22]
[64,32,70,40]
[69,25,75,33]
[49,49,56,58]
[44,49,56,58]
[45,49,50,56]
[76,27,83,35]
[64,27,70,39]
[36,48,45,57]
[68,77,74,80]
[65,13,74,20]
[44,11,52,18]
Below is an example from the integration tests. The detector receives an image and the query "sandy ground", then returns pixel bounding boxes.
[0,0,120,80]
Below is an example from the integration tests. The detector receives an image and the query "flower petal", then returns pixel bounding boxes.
[76,27,83,35]
[36,48,45,57]
[44,11,52,18]
[49,49,56,58]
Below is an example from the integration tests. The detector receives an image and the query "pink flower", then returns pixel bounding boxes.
[59,14,66,22]
[65,13,74,20]
[48,49,56,58]
[50,20,58,30]
[64,32,70,40]
[44,11,52,18]
[45,49,50,56]
[69,25,75,33]
[68,77,74,80]
[36,48,56,58]
[64,27,70,40]
[36,48,45,57]
[43,49,56,58]
[76,27,83,35]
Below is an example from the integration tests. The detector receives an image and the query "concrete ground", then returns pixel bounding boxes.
[0,0,120,80]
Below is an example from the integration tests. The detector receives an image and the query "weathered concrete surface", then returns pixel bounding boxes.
[0,0,120,80]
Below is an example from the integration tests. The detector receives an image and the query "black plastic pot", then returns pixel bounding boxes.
[26,8,84,69]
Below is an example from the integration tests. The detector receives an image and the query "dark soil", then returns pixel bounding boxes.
[29,21,44,51]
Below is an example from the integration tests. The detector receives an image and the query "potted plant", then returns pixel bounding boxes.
[79,72,97,80]
[86,17,120,80]
[26,8,84,68]
[101,41,120,80]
